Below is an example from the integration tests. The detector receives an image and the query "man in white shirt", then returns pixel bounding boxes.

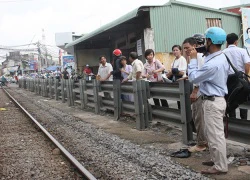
[97,55,113,81]
[54,67,61,80]
[67,66,72,78]
[122,52,144,82]
[97,55,113,99]
[223,33,250,119]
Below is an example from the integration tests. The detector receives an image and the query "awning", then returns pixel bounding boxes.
[65,6,150,48]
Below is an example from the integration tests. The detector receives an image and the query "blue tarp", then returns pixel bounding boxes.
[46,66,61,71]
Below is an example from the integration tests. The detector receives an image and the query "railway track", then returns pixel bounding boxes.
[2,87,96,180]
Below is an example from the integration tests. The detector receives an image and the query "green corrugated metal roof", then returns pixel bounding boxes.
[150,1,242,52]
[65,0,240,48]
[65,7,143,48]
[166,0,240,16]
[220,3,250,10]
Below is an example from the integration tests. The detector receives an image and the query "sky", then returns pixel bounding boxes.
[0,0,243,47]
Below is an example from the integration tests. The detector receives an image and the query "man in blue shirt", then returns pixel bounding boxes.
[188,27,229,175]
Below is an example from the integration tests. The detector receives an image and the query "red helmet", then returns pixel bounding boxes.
[113,49,122,56]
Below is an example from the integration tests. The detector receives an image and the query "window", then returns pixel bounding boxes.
[206,18,222,28]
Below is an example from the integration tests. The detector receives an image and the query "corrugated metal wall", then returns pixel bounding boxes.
[150,4,242,52]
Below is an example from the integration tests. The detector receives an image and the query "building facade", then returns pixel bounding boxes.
[65,0,242,71]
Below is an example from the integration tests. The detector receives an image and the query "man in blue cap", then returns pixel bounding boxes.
[188,27,229,174]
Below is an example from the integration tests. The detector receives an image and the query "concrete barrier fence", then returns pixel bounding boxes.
[18,78,250,144]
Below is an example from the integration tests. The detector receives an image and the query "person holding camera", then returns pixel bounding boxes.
[183,36,207,153]
[167,45,187,82]
[188,27,229,175]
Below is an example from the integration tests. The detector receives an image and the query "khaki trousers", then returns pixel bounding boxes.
[202,97,228,172]
[192,96,207,146]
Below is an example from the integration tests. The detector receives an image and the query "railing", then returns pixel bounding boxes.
[17,78,250,144]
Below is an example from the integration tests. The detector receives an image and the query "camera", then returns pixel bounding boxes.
[171,68,179,75]
[195,46,206,53]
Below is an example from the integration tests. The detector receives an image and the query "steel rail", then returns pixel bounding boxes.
[2,88,97,180]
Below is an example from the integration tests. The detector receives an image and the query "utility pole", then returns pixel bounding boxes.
[42,29,48,68]
[37,41,42,72]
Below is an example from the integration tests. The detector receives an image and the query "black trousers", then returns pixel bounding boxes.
[153,98,169,107]
[228,108,248,119]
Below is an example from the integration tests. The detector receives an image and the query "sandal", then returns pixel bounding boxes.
[188,145,206,153]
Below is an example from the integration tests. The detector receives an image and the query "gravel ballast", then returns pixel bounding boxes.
[6,87,210,180]
[0,89,82,179]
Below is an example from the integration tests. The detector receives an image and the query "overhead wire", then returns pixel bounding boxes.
[0,47,38,51]
[0,43,36,48]
[25,34,37,52]
[0,0,38,3]
[0,41,61,65]
[40,44,59,56]
[39,43,58,47]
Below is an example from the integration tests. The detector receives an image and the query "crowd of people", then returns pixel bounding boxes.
[4,26,249,175]
[94,27,250,175]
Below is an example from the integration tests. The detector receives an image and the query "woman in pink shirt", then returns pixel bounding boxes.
[143,49,168,107]
[120,56,133,102]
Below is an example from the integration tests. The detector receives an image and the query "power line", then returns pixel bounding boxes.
[0,0,37,3]
[0,47,38,51]
[0,43,36,48]
[0,43,59,49]
[39,44,58,56]
[39,43,58,47]
[25,34,36,52]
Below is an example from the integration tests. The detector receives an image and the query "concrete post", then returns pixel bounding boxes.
[23,79,26,89]
[79,79,85,109]
[48,79,52,98]
[113,79,121,120]
[66,79,74,106]
[179,80,193,144]
[44,79,48,97]
[29,79,31,91]
[141,80,150,128]
[27,79,29,91]
[38,79,41,95]
[61,79,66,103]
[41,79,44,97]
[31,79,34,92]
[55,79,59,100]
[18,79,21,88]
[83,79,88,108]
[93,79,100,114]
[133,80,145,130]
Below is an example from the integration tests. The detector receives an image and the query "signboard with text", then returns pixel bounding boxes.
[62,55,74,69]
[29,60,38,71]
[242,8,250,50]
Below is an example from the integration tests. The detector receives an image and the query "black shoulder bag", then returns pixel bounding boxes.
[224,54,250,114]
